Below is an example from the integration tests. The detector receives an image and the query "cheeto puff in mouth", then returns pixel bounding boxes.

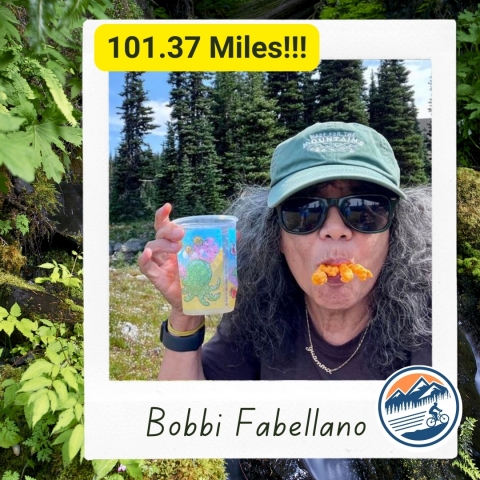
[311,263,373,285]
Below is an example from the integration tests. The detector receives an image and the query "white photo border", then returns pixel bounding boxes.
[84,19,457,459]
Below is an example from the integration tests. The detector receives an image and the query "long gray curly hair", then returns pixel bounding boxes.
[221,183,432,379]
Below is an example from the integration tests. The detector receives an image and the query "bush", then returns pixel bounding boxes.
[457,6,480,168]
[458,167,480,251]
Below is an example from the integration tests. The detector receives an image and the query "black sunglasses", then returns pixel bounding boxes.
[277,194,399,235]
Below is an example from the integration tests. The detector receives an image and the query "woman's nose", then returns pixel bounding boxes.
[318,207,353,240]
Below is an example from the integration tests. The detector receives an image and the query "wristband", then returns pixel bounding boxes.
[168,318,205,337]
[160,319,205,352]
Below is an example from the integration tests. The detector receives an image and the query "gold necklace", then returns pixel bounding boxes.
[305,306,369,375]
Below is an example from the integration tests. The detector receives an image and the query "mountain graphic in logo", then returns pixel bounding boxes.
[385,377,450,414]
[378,366,461,448]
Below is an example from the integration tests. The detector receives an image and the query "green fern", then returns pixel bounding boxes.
[452,417,480,479]
[15,214,30,235]
[0,1,107,187]
[37,64,77,125]
[5,61,36,100]
[24,0,57,52]
[0,6,21,43]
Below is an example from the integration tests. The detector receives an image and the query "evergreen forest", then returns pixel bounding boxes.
[109,60,430,221]
[0,0,480,479]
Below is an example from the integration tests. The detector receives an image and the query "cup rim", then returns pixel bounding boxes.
[172,215,238,226]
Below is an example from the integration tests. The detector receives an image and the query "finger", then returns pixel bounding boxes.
[145,238,182,254]
[154,205,184,242]
[138,247,152,267]
[138,247,153,272]
[154,203,173,231]
[155,222,184,242]
[138,247,171,277]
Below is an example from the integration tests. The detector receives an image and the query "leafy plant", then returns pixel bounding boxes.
[0,214,29,237]
[0,416,22,448]
[35,251,83,289]
[453,417,480,479]
[0,18,80,189]
[139,458,227,480]
[92,459,142,480]
[2,472,36,480]
[457,167,480,251]
[0,303,38,340]
[15,214,29,235]
[0,0,114,192]
[0,304,85,468]
[457,6,480,167]
[90,458,227,480]
[319,0,385,19]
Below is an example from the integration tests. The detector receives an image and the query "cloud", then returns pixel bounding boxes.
[145,100,172,136]
[363,60,431,119]
[109,113,123,131]
[109,101,172,138]
[404,60,431,118]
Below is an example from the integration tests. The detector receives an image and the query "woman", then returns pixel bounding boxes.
[138,122,432,381]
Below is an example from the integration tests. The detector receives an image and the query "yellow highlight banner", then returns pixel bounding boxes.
[94,23,319,71]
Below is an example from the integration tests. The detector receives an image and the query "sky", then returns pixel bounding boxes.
[109,60,432,155]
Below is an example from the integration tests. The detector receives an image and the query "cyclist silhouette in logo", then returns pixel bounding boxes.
[429,402,441,421]
[426,402,449,427]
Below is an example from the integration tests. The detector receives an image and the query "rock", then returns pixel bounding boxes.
[238,459,313,480]
[0,284,80,324]
[458,327,480,457]
[51,182,83,237]
[13,178,34,195]
[120,322,139,341]
[121,238,144,254]
[109,238,145,263]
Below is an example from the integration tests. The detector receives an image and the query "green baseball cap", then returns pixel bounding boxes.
[268,122,406,208]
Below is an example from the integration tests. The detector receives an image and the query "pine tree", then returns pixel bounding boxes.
[163,72,224,217]
[211,72,244,199]
[300,70,318,128]
[366,70,378,124]
[267,71,306,140]
[314,60,369,125]
[236,72,286,187]
[140,146,160,215]
[423,78,432,181]
[110,72,157,221]
[211,72,286,198]
[156,121,178,207]
[369,60,428,186]
[212,72,244,159]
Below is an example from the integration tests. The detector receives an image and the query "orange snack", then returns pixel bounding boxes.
[311,263,373,285]
[320,264,339,277]
[311,269,328,285]
[349,263,374,281]
[339,263,354,283]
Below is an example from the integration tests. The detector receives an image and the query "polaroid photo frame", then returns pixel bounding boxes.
[83,20,457,459]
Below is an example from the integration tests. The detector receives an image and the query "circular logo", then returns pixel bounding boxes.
[378,366,461,448]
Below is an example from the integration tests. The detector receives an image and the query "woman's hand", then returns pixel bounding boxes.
[138,203,185,313]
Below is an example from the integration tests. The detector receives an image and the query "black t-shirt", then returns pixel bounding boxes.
[202,317,432,381]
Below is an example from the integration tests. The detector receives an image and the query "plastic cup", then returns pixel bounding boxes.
[173,215,238,315]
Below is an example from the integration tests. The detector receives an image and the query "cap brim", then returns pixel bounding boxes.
[267,164,407,208]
